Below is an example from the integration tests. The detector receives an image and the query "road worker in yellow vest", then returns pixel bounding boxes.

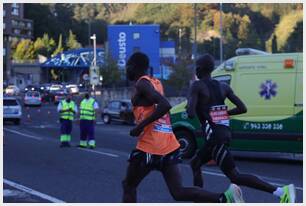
[78,92,99,149]
[57,93,77,147]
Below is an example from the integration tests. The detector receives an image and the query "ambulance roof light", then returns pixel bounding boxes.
[236,48,271,56]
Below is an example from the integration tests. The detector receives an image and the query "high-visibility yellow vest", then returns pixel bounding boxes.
[80,98,95,120]
[60,100,75,120]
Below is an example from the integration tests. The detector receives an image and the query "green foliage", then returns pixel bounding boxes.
[13,39,35,60]
[66,30,82,49]
[23,3,303,61]
[266,10,303,52]
[52,34,64,56]
[100,55,121,87]
[166,60,193,93]
[33,33,56,57]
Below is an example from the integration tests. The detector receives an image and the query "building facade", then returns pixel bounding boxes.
[3,3,33,83]
[108,24,161,77]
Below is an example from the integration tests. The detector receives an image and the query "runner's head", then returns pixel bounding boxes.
[196,54,215,79]
[126,52,149,81]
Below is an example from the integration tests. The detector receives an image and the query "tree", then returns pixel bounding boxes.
[166,60,192,94]
[66,30,82,50]
[52,34,64,56]
[33,33,56,57]
[13,39,35,60]
[271,34,278,53]
[100,55,121,87]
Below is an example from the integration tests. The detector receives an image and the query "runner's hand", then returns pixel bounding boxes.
[130,125,144,137]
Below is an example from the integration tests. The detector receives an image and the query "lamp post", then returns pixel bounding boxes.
[90,34,97,96]
[192,3,198,82]
[219,3,223,65]
[90,34,97,67]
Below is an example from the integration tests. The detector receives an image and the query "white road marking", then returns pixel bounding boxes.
[4,128,42,141]
[78,148,119,158]
[4,179,65,203]
[4,189,27,197]
[5,128,120,158]
[201,170,303,191]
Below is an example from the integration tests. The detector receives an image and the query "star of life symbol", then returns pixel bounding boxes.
[259,80,277,100]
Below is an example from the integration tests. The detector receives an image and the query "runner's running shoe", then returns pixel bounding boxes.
[280,184,296,203]
[224,184,245,203]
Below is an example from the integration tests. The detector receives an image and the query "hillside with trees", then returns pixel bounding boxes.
[20,3,302,61]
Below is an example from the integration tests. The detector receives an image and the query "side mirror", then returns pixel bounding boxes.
[224,61,235,71]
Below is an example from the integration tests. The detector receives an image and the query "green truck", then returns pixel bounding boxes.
[170,52,303,158]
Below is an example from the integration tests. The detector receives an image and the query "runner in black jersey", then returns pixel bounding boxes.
[187,54,296,203]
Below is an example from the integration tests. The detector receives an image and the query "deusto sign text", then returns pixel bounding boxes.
[118,32,126,68]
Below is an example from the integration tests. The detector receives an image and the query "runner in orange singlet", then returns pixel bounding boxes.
[121,52,244,203]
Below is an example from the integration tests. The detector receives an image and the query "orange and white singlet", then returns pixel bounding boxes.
[133,75,180,155]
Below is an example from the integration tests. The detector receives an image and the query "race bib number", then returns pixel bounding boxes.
[153,113,173,133]
[209,105,229,126]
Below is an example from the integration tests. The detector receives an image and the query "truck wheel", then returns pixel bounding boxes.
[103,114,111,124]
[174,130,196,159]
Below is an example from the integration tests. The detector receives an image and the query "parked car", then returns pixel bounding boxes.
[5,85,20,96]
[24,85,39,93]
[101,100,134,124]
[53,89,67,104]
[66,84,79,94]
[24,91,42,106]
[49,84,63,93]
[4,97,22,125]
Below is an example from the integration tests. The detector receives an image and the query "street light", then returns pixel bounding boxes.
[90,34,96,67]
[90,34,97,96]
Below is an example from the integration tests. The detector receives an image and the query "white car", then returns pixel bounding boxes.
[5,85,20,96]
[4,97,22,125]
[49,84,63,93]
[66,84,79,94]
[24,91,42,106]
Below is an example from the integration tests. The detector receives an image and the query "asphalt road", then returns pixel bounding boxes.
[3,102,303,203]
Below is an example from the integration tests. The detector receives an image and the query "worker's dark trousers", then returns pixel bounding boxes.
[80,120,94,141]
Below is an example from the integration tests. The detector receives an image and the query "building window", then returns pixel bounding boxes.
[27,22,32,29]
[12,3,19,8]
[3,10,6,17]
[14,29,20,34]
[133,32,140,40]
[3,48,6,56]
[12,8,19,16]
[3,22,6,29]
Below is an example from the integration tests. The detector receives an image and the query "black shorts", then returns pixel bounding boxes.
[198,124,236,173]
[128,149,182,171]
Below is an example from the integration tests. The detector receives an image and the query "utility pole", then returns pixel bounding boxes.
[90,34,97,97]
[192,3,198,82]
[88,19,92,46]
[220,3,223,65]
